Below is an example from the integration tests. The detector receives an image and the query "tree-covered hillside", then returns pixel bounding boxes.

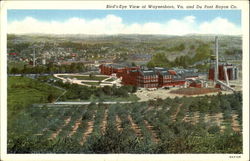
[8,92,242,154]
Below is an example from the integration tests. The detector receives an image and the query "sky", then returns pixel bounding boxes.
[7,10,241,35]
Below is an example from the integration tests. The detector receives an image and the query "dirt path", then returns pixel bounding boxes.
[50,117,71,140]
[204,113,225,133]
[183,111,241,133]
[68,117,82,137]
[231,113,241,132]
[191,112,200,125]
[182,113,191,123]
[101,109,108,134]
[171,103,183,122]
[144,120,159,143]
[80,112,96,145]
[214,113,223,126]
[204,114,211,124]
[128,115,142,137]
[213,113,225,132]
[182,111,200,125]
[116,115,123,132]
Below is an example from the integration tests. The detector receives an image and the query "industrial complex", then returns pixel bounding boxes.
[100,64,200,88]
[99,36,239,91]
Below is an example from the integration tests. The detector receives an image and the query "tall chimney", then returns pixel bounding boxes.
[214,36,219,81]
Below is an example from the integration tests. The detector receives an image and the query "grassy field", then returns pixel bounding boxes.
[8,93,242,154]
[103,78,115,82]
[58,75,109,81]
[82,81,100,86]
[8,61,26,71]
[8,76,64,122]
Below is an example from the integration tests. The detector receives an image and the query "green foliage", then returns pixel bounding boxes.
[52,80,138,102]
[167,43,185,52]
[147,53,170,68]
[8,62,87,74]
[153,43,185,52]
[147,43,212,69]
[8,93,242,154]
[225,48,242,56]
[47,94,56,103]
[8,76,63,122]
[187,92,242,114]
[193,43,213,62]
[172,55,192,68]
[8,42,30,53]
[208,125,220,134]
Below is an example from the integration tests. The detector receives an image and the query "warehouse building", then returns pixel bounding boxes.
[100,64,199,88]
[99,64,140,77]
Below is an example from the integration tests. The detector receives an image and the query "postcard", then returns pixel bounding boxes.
[0,1,249,161]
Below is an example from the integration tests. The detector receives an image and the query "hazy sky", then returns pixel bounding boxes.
[7,10,241,35]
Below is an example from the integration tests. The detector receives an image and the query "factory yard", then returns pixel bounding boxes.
[170,88,220,95]
[135,88,220,101]
[135,83,241,102]
[54,73,121,87]
[54,73,242,102]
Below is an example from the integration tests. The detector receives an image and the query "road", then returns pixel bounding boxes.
[53,101,133,105]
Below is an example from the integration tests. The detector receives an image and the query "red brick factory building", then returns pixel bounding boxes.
[99,64,201,88]
[208,63,239,81]
[99,64,140,78]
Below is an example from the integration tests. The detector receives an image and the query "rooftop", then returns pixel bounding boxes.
[107,64,126,68]
[139,70,157,76]
[181,72,199,78]
[105,63,138,68]
[158,70,171,76]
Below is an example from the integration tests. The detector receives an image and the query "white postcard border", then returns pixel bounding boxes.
[0,1,249,161]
